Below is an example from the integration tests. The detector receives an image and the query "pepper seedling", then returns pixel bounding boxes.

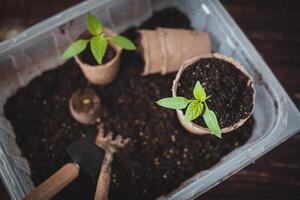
[82,98,91,105]
[63,13,136,64]
[156,81,221,138]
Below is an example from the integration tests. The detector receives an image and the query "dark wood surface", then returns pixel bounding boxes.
[0,0,299,199]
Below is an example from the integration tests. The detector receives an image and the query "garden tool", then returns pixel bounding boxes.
[94,123,130,200]
[24,131,104,200]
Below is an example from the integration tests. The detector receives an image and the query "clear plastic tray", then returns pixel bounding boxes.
[0,0,299,199]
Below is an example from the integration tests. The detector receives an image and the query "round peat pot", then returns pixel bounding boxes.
[69,89,101,124]
[172,53,256,135]
[74,28,122,85]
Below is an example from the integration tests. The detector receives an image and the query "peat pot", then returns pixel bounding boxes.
[139,28,211,75]
[172,53,256,135]
[74,28,122,85]
[69,89,101,125]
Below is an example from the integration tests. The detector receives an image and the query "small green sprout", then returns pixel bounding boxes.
[156,81,221,138]
[82,98,91,105]
[63,13,136,64]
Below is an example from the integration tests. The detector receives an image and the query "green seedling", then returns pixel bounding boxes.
[63,13,136,64]
[82,98,91,105]
[156,81,221,138]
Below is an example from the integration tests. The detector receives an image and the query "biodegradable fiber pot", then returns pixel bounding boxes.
[74,28,122,85]
[69,89,101,125]
[172,53,256,135]
[139,28,211,75]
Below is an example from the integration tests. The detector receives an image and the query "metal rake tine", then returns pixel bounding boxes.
[97,131,104,138]
[95,133,107,146]
[96,132,105,143]
[106,132,113,140]
[97,122,104,132]
[119,138,130,148]
[114,135,123,143]
[123,138,130,145]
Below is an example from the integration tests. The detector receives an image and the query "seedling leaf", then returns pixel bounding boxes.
[193,81,206,101]
[82,98,91,105]
[203,108,221,138]
[110,35,136,50]
[90,35,107,64]
[62,39,89,59]
[87,13,103,35]
[156,97,190,109]
[184,101,203,122]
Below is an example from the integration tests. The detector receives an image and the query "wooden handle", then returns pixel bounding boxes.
[23,163,79,200]
[94,153,113,200]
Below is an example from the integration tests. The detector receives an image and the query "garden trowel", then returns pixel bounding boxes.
[24,132,104,200]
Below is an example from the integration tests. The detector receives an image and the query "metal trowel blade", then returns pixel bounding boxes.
[66,132,104,178]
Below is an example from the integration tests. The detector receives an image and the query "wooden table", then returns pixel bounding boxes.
[0,0,299,199]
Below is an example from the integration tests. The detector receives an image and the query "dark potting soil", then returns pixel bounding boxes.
[4,8,255,200]
[177,58,254,129]
[80,44,116,66]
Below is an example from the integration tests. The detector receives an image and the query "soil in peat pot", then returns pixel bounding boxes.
[177,58,254,129]
[4,8,255,200]
[71,89,98,113]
